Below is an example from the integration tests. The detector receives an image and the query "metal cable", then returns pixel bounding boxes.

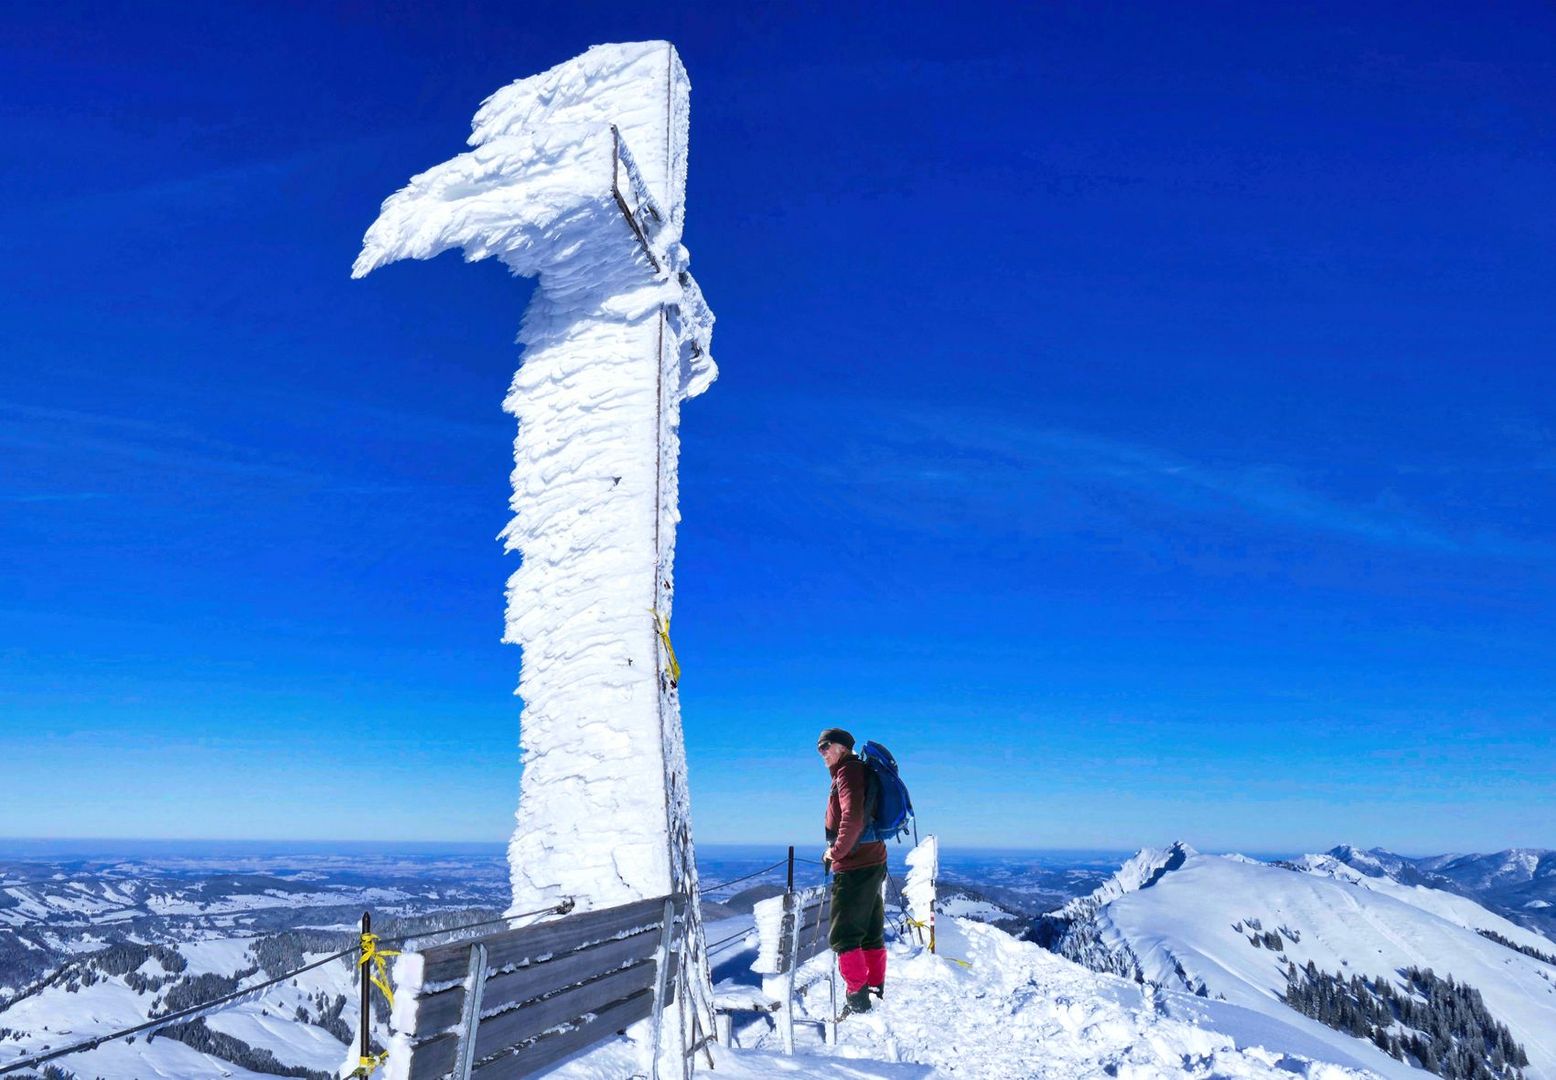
[703,927,753,956]
[698,859,787,894]
[0,902,573,1076]
[377,901,571,947]
[0,946,356,1076]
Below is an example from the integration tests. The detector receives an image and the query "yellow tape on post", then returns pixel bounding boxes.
[653,610,681,685]
[358,932,399,1008]
[352,1050,389,1078]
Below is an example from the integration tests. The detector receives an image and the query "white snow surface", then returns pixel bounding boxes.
[0,943,359,1080]
[527,916,1381,1079]
[354,40,716,914]
[902,836,937,928]
[1293,852,1556,955]
[1,911,1440,1079]
[935,895,1009,922]
[1093,853,1556,1078]
[470,42,690,233]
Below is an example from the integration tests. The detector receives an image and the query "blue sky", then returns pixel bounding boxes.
[1,2,1551,854]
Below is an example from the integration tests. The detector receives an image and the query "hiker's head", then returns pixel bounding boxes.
[816,727,855,766]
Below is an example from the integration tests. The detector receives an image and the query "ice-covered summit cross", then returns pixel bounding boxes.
[353,42,715,923]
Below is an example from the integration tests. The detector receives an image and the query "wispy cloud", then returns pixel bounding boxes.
[0,492,109,503]
[0,398,465,497]
[0,400,319,484]
[777,403,1553,563]
[8,134,390,218]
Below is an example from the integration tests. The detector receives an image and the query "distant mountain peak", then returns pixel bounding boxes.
[1324,844,1413,878]
[1049,841,1197,921]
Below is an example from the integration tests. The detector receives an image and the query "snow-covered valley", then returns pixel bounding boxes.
[4,844,1554,1079]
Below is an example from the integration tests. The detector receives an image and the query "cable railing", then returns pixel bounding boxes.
[0,902,572,1078]
[0,843,931,1077]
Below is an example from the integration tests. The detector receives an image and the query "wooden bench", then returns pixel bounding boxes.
[394,894,685,1080]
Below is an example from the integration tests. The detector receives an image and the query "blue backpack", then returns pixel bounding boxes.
[856,741,914,844]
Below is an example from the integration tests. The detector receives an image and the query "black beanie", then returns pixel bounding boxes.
[817,727,855,750]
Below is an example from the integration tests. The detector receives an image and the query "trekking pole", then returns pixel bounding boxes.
[825,862,837,1045]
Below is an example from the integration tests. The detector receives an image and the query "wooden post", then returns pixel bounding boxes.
[775,843,796,1053]
[451,943,489,1080]
[780,890,802,1055]
[359,912,372,1066]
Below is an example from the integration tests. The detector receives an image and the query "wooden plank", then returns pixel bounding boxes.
[414,926,660,1038]
[796,934,831,965]
[404,897,682,1080]
[413,987,466,1042]
[470,956,659,1061]
[798,909,829,934]
[796,905,831,939]
[799,897,827,919]
[796,908,834,946]
[760,891,830,977]
[407,954,682,1080]
[471,988,655,1080]
[420,896,671,983]
[405,1032,458,1080]
[795,893,833,968]
[419,896,671,982]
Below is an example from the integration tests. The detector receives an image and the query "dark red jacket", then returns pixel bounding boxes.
[825,755,887,872]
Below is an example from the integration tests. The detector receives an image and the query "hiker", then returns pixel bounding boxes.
[818,727,887,1014]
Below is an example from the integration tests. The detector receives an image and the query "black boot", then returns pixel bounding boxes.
[868,981,884,999]
[844,987,873,1014]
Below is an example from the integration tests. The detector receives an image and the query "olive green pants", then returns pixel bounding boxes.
[828,862,887,953]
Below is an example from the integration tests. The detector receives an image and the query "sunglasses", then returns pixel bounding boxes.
[816,741,833,752]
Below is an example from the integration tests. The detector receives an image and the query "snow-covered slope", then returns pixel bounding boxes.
[0,935,360,1079]
[1316,846,1556,940]
[814,918,1383,1079]
[1059,851,1556,1078]
[5,912,1392,1079]
[534,914,1384,1079]
[1293,853,1556,956]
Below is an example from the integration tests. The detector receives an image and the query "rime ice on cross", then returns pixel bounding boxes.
[352,40,716,1048]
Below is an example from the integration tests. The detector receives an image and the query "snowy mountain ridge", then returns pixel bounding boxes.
[1041,846,1556,1080]
[1291,854,1556,957]
[1313,845,1556,941]
[1049,841,1197,922]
